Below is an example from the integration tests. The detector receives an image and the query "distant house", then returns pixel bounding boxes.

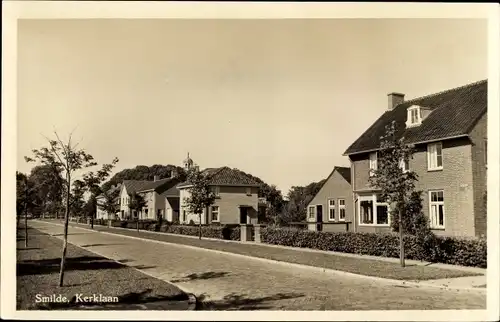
[177,166,261,225]
[96,184,121,220]
[160,183,181,223]
[119,175,181,221]
[306,167,353,232]
[343,80,487,238]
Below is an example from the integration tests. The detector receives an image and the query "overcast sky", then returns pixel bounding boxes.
[17,18,487,195]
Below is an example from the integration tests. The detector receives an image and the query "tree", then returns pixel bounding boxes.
[368,121,418,267]
[183,165,216,239]
[28,164,64,219]
[70,179,86,219]
[82,161,118,229]
[128,192,147,232]
[84,195,97,222]
[25,131,119,287]
[16,172,39,246]
[100,188,121,220]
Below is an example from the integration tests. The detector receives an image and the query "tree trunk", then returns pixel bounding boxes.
[24,186,28,248]
[59,179,71,287]
[198,212,202,240]
[399,206,405,267]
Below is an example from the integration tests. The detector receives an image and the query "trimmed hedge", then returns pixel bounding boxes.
[260,227,486,268]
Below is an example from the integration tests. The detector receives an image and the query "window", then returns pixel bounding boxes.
[211,206,220,222]
[427,142,443,170]
[182,210,187,222]
[359,194,389,226]
[407,106,422,127]
[338,199,346,221]
[328,199,335,221]
[399,158,410,172]
[308,206,315,220]
[369,152,378,176]
[246,187,252,196]
[429,190,445,229]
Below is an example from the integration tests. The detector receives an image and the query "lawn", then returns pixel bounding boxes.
[63,221,482,281]
[16,226,190,310]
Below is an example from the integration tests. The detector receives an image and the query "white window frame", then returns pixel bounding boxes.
[308,206,316,221]
[399,158,410,173]
[429,190,445,229]
[406,106,422,127]
[358,194,390,227]
[427,142,443,171]
[211,206,220,222]
[327,199,335,221]
[338,199,346,221]
[369,152,378,176]
[245,187,252,196]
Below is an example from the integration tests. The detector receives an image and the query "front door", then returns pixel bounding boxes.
[316,205,323,231]
[240,207,248,224]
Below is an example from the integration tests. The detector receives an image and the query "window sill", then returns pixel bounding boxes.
[359,224,390,227]
[427,168,443,172]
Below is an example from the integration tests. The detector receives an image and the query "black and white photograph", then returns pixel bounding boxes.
[2,1,499,321]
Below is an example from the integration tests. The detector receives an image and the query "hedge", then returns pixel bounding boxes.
[107,219,241,241]
[260,227,486,268]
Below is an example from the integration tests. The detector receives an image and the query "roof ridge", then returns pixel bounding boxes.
[398,79,487,107]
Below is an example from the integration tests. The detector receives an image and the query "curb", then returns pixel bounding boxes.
[35,220,486,294]
[35,223,199,311]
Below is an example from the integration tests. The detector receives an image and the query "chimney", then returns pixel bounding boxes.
[387,92,405,110]
[153,175,159,182]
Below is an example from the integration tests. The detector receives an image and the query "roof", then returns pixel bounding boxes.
[343,80,487,155]
[166,197,180,211]
[123,177,180,195]
[177,166,261,188]
[160,183,181,198]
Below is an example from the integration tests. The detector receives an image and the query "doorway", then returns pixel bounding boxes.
[316,205,323,231]
[239,207,248,224]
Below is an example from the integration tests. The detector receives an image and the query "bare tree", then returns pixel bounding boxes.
[25,131,118,286]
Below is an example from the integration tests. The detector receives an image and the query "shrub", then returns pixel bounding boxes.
[260,227,486,268]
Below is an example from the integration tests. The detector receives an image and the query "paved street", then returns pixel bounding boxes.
[29,221,486,310]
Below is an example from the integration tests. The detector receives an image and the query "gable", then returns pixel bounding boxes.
[308,169,352,208]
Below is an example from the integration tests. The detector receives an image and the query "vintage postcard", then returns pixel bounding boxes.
[2,1,499,321]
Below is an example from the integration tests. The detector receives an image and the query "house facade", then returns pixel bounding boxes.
[119,175,180,221]
[306,167,353,233]
[344,80,487,238]
[177,166,260,225]
[96,185,121,220]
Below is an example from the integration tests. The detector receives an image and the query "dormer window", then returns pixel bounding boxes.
[406,105,422,127]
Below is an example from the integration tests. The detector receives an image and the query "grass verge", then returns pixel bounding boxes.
[17,225,190,310]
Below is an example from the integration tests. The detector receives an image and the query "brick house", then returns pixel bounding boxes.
[306,167,353,233]
[177,166,261,225]
[343,80,487,238]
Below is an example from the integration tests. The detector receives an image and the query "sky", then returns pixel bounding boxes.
[17,18,487,195]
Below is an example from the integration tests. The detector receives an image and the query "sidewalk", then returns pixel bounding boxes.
[47,220,486,290]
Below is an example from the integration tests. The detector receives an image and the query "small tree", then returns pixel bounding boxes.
[183,165,216,239]
[100,188,121,220]
[25,131,119,287]
[129,192,147,232]
[368,121,418,267]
